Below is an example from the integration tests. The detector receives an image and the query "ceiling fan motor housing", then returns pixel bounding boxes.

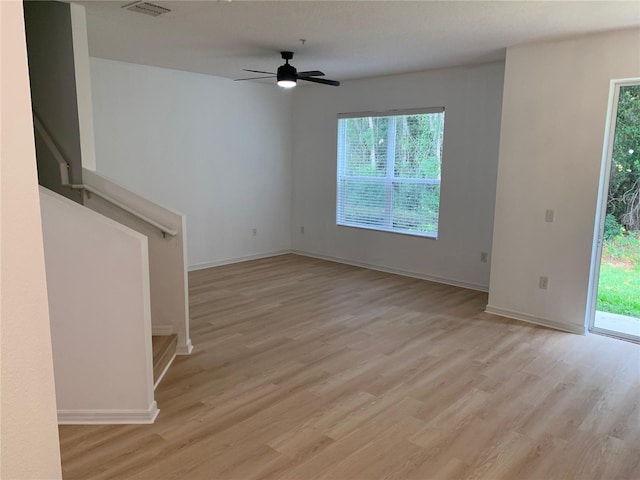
[277,63,297,84]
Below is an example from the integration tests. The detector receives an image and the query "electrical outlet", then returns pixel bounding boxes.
[545,209,555,223]
[252,228,257,236]
[300,226,305,234]
[480,252,488,263]
[539,276,548,290]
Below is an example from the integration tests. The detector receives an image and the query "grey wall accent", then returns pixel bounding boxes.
[24,0,83,203]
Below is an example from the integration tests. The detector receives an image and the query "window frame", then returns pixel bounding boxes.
[336,107,445,239]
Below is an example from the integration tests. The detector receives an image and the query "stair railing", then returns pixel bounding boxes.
[32,110,176,238]
[32,110,71,185]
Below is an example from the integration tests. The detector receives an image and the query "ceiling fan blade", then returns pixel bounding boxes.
[300,77,340,87]
[234,76,276,81]
[243,69,276,75]
[297,70,325,78]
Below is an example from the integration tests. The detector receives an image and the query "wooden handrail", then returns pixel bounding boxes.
[32,110,71,185]
[72,184,177,238]
[33,110,176,238]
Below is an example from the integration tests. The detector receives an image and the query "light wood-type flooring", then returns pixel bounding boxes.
[59,254,640,479]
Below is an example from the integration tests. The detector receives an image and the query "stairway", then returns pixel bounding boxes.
[152,335,177,388]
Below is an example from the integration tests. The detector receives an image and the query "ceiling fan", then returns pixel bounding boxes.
[235,51,340,88]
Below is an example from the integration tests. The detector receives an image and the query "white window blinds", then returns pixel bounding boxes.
[336,108,445,238]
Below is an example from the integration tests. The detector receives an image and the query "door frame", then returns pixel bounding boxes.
[587,78,640,341]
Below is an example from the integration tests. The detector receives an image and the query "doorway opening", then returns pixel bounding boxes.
[589,80,640,342]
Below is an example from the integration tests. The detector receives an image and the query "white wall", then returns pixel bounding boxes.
[291,63,505,290]
[0,1,62,476]
[83,169,192,355]
[89,58,293,269]
[487,28,640,333]
[40,188,157,423]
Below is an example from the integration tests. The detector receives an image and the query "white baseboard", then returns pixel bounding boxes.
[188,249,488,292]
[58,401,159,425]
[292,250,489,292]
[485,305,586,335]
[176,338,193,355]
[154,353,176,390]
[152,326,174,336]
[188,250,291,271]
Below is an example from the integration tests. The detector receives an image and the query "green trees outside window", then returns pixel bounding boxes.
[337,110,445,237]
[597,84,640,319]
[606,84,639,235]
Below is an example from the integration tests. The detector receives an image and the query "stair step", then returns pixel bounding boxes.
[152,334,177,388]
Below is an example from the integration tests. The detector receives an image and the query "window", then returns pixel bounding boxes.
[336,108,445,238]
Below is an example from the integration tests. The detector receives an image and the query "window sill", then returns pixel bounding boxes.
[337,222,438,239]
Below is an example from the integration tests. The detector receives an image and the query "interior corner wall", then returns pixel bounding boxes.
[291,63,505,290]
[487,28,640,333]
[89,58,293,269]
[0,1,62,477]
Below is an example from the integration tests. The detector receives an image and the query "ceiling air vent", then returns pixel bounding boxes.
[122,1,171,17]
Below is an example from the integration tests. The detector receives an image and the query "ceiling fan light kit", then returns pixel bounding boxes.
[277,78,297,88]
[236,51,340,88]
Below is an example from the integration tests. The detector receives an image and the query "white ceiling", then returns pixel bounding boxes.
[75,0,640,84]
